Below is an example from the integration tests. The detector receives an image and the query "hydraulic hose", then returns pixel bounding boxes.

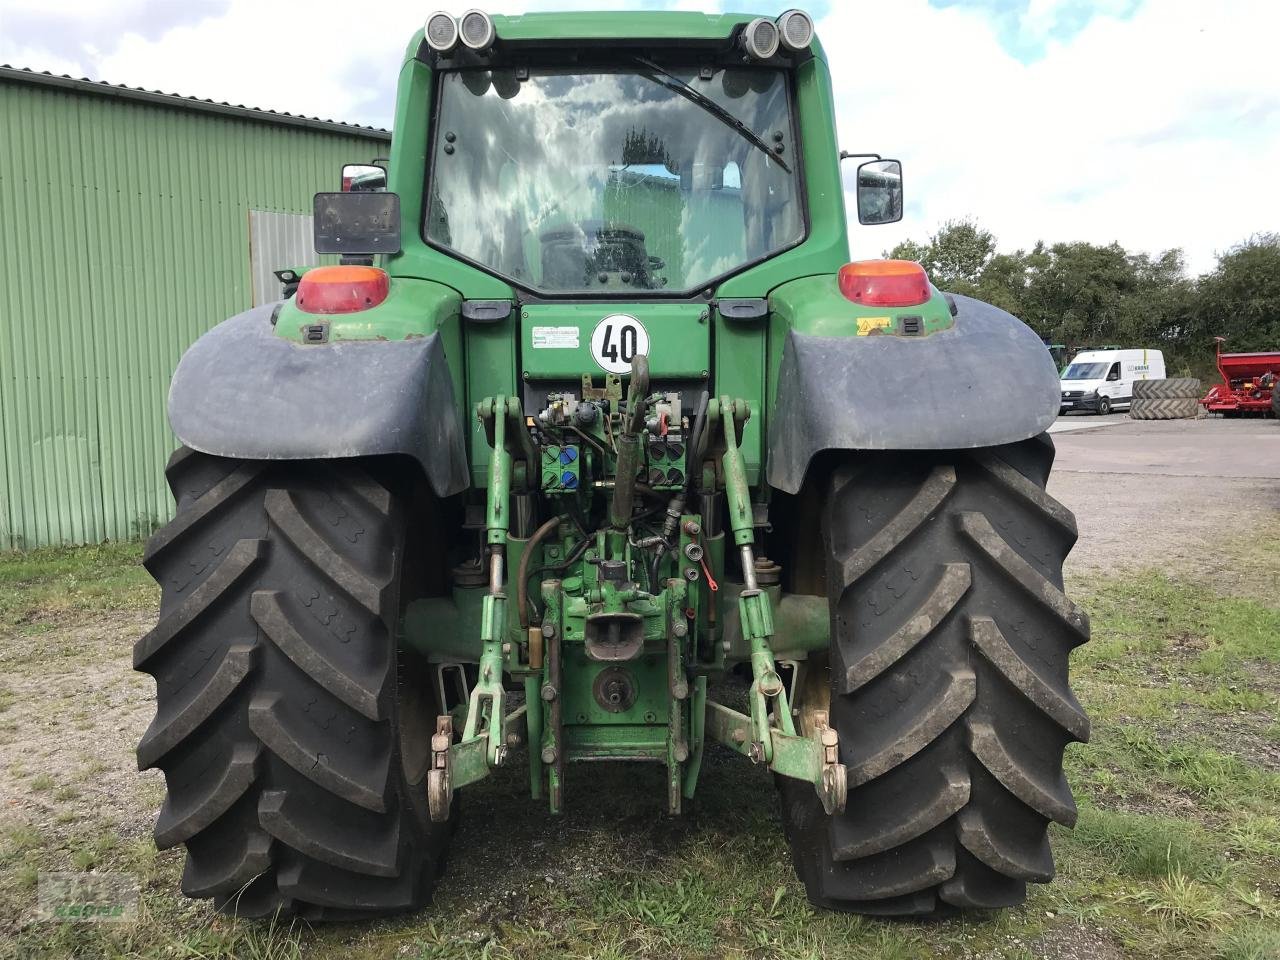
[610,355,650,531]
[517,516,562,630]
[684,389,710,501]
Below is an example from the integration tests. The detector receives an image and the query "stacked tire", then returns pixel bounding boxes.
[1129,378,1201,420]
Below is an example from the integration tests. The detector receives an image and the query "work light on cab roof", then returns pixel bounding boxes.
[458,10,496,51]
[741,17,781,59]
[424,11,459,53]
[776,9,815,51]
[426,9,497,55]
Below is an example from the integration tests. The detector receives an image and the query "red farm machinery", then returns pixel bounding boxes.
[1201,338,1279,417]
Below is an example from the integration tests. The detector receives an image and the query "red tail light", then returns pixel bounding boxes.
[838,259,930,307]
[296,265,390,314]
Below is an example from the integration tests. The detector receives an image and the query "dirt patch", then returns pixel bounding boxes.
[1157,713,1280,773]
[0,610,161,865]
[1049,418,1280,600]
[1051,472,1280,596]
[1028,923,1126,960]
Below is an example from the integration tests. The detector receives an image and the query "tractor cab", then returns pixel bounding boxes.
[322,11,903,303]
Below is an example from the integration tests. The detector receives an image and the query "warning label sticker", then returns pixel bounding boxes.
[856,316,892,336]
[531,326,580,349]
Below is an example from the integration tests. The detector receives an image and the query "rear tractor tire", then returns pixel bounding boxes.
[781,435,1090,915]
[135,449,451,919]
[1132,377,1201,400]
[1129,397,1201,420]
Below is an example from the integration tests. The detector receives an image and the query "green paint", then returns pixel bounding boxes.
[370,15,866,516]
[713,309,767,484]
[447,735,491,791]
[447,395,515,783]
[705,701,827,788]
[768,274,954,339]
[524,675,544,799]
[272,277,460,343]
[482,397,513,546]
[719,586,829,661]
[713,398,756,549]
[520,304,710,380]
[466,326,519,487]
[402,589,484,662]
[681,676,708,799]
[540,444,581,494]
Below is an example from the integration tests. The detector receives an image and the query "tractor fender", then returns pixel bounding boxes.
[168,303,469,497]
[766,294,1059,494]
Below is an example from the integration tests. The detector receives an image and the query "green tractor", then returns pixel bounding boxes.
[137,9,1089,919]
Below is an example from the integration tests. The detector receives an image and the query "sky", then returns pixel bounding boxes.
[1,0,1276,274]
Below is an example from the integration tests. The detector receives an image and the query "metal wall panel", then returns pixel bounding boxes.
[0,78,388,547]
[249,210,316,306]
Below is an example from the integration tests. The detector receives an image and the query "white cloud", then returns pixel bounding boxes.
[1,43,82,76]
[832,0,1280,271]
[0,1,648,123]
[1020,0,1134,44]
[2,0,1275,273]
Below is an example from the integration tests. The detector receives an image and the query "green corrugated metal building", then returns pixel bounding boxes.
[0,67,391,548]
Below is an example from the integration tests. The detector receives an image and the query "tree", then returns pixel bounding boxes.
[885,238,931,266]
[1192,233,1280,354]
[927,219,997,293]
[976,250,1029,318]
[880,218,1275,377]
[885,219,996,296]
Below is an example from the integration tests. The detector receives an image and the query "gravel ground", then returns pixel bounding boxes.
[1049,416,1280,594]
[0,611,161,853]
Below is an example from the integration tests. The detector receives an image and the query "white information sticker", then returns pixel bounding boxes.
[531,325,580,349]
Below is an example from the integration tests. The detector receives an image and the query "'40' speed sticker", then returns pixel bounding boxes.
[590,315,649,374]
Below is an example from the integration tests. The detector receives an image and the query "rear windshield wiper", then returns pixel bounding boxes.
[630,56,791,174]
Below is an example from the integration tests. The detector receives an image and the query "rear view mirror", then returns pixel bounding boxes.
[856,159,903,225]
[342,163,387,192]
[313,192,401,255]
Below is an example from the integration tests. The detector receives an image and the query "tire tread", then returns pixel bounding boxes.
[1129,396,1201,419]
[1132,377,1200,399]
[781,436,1089,916]
[136,451,449,918]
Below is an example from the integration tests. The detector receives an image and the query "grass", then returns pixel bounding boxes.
[1219,923,1280,960]
[1124,870,1235,931]
[1069,806,1222,880]
[29,773,55,792]
[0,540,155,631]
[0,539,1277,958]
[1075,569,1280,674]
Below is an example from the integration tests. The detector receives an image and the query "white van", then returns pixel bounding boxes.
[1060,349,1166,414]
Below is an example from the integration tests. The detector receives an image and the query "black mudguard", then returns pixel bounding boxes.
[767,294,1059,494]
[168,304,469,497]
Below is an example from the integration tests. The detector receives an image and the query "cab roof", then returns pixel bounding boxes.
[491,11,754,41]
